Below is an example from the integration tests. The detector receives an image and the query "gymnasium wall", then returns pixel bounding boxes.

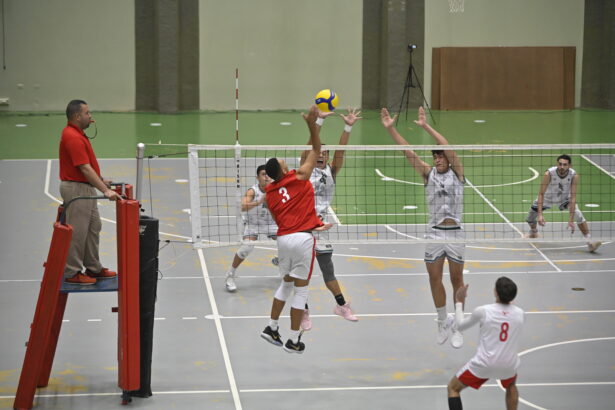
[424,0,585,108]
[198,0,363,111]
[0,0,135,112]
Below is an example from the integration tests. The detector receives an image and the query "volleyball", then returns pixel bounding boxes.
[315,89,339,112]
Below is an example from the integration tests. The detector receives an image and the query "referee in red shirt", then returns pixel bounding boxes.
[59,100,121,285]
[260,105,332,353]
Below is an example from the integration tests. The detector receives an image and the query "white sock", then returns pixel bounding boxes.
[584,234,591,243]
[288,329,301,343]
[230,267,237,274]
[436,306,447,322]
[269,319,279,331]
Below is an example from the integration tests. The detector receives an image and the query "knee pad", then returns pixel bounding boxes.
[574,208,586,224]
[236,243,254,259]
[316,253,336,282]
[526,208,538,224]
[291,285,309,310]
[274,280,294,302]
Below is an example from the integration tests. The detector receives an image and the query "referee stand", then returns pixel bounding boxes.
[13,183,158,409]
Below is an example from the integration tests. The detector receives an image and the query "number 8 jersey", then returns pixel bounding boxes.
[265,170,324,236]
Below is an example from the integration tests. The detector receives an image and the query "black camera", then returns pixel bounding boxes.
[408,44,417,52]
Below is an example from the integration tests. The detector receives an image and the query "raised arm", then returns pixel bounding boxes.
[297,105,322,180]
[300,110,335,166]
[454,284,484,332]
[330,108,362,179]
[536,172,551,226]
[414,106,464,182]
[380,108,431,180]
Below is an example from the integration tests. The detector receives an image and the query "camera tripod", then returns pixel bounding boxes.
[396,45,435,125]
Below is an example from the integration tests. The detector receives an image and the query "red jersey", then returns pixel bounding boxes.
[265,170,323,236]
[59,122,101,182]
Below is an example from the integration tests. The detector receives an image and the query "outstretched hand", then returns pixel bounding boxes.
[537,214,546,227]
[341,107,362,126]
[455,284,469,304]
[302,104,320,125]
[380,108,397,129]
[314,223,333,232]
[413,106,427,128]
[318,109,336,119]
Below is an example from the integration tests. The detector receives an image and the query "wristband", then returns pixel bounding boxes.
[344,124,353,133]
[315,117,325,126]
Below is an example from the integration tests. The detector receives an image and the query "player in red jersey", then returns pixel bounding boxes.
[260,105,332,354]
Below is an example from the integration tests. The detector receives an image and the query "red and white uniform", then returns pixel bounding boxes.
[266,170,323,279]
[455,302,525,389]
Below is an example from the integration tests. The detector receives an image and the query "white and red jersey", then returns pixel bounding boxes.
[266,170,323,236]
[456,302,525,379]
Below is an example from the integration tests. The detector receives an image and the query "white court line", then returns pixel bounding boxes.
[374,167,539,188]
[465,177,561,272]
[384,224,421,240]
[44,160,191,240]
[581,154,615,180]
[327,205,342,225]
[196,248,242,410]
[4,380,612,401]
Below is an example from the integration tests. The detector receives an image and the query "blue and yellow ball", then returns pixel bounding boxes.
[315,89,339,112]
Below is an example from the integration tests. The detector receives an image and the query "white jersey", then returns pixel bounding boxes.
[242,184,277,235]
[543,166,576,206]
[456,303,525,379]
[425,167,464,227]
[310,165,335,217]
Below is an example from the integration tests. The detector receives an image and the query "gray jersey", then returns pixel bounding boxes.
[310,165,335,217]
[543,166,576,206]
[242,184,276,231]
[425,167,464,227]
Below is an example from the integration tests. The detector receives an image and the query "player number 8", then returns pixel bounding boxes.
[499,322,509,342]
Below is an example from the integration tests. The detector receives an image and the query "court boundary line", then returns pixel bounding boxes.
[581,154,615,180]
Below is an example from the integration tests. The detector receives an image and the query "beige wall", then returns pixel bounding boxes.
[199,0,363,111]
[425,0,585,107]
[0,0,135,111]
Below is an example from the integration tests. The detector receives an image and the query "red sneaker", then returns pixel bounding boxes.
[86,267,117,278]
[65,272,96,285]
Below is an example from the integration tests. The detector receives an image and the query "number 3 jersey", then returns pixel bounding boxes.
[265,169,324,236]
[456,303,525,378]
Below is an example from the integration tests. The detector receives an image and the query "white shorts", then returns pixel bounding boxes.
[277,232,316,280]
[313,214,333,254]
[243,224,277,239]
[424,227,465,264]
[456,357,518,382]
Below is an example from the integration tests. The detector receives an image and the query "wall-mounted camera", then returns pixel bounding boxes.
[408,44,417,52]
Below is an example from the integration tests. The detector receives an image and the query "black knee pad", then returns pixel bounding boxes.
[316,252,336,282]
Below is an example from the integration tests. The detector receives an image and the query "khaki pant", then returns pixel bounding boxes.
[60,181,103,277]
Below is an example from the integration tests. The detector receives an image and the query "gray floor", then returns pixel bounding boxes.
[1,159,614,410]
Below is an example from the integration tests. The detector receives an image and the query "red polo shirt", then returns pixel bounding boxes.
[59,122,101,182]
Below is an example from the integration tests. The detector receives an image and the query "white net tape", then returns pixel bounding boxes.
[145,143,615,248]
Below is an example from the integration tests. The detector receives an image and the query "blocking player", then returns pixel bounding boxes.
[297,108,362,330]
[260,105,332,354]
[447,277,525,410]
[381,106,465,348]
[224,165,278,292]
[526,154,601,252]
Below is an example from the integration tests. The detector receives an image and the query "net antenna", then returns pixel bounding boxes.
[448,0,465,13]
[234,68,243,239]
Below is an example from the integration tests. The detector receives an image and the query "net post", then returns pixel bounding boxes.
[188,145,203,247]
[234,142,243,243]
[135,143,145,203]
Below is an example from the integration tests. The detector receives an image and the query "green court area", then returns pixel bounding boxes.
[1,109,615,159]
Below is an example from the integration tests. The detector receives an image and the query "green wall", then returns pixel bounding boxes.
[198,0,363,111]
[424,0,585,107]
[0,0,135,111]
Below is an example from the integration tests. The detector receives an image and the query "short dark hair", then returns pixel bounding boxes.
[432,149,445,156]
[66,99,87,120]
[557,154,571,164]
[495,276,517,304]
[256,164,266,175]
[265,158,282,181]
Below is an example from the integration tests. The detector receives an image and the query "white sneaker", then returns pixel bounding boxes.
[436,315,454,345]
[450,327,464,349]
[588,241,602,253]
[225,272,237,292]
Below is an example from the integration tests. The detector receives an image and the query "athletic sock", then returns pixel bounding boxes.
[448,397,462,410]
[305,303,309,310]
[335,294,346,306]
[229,267,237,275]
[288,329,301,343]
[584,234,591,244]
[436,306,448,322]
[269,319,279,331]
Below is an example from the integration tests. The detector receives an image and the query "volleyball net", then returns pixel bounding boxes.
[140,143,615,248]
